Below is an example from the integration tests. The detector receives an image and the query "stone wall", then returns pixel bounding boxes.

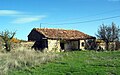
[97,42,118,50]
[80,40,85,50]
[64,40,79,50]
[11,41,35,51]
[48,39,60,52]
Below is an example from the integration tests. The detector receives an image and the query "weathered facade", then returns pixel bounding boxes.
[28,28,96,52]
[96,39,120,50]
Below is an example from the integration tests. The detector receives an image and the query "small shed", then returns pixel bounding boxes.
[28,28,96,52]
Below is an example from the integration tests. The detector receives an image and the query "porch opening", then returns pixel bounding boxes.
[81,42,85,47]
[60,42,65,50]
[32,39,48,51]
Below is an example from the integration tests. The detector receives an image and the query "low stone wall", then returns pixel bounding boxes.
[11,41,35,51]
[20,42,35,49]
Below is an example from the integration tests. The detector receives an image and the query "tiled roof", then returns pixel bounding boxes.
[33,28,95,40]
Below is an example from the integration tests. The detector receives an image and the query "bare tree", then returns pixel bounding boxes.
[0,30,16,52]
[96,22,120,50]
[111,22,120,50]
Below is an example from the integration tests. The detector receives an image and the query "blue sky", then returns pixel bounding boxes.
[0,0,120,40]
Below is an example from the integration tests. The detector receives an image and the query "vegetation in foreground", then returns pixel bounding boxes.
[0,48,59,75]
[9,50,120,75]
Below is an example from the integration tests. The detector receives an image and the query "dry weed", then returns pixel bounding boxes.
[0,47,59,75]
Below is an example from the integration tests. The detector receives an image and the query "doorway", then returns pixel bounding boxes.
[60,42,64,50]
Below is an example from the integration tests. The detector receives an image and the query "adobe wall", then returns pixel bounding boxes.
[64,40,79,50]
[48,39,61,52]
[80,40,85,50]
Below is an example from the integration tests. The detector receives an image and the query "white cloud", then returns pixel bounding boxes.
[12,16,46,24]
[0,10,47,24]
[0,10,21,16]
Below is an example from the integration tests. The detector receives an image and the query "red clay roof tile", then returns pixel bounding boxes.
[34,28,95,40]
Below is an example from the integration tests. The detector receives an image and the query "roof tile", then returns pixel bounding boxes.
[34,28,95,40]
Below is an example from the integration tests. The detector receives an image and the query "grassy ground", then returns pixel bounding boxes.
[0,48,59,75]
[9,50,120,75]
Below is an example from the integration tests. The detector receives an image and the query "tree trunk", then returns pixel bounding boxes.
[5,41,11,52]
[113,42,116,50]
[105,42,109,50]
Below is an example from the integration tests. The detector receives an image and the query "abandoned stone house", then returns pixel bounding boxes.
[28,28,96,52]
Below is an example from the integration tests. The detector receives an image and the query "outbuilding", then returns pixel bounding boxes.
[28,28,95,52]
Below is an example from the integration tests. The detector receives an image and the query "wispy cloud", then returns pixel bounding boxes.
[12,16,46,24]
[0,10,46,24]
[0,10,21,16]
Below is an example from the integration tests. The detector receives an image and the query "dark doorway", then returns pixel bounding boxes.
[32,39,48,51]
[60,43,64,50]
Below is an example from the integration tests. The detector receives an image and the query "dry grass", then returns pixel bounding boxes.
[0,47,59,75]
